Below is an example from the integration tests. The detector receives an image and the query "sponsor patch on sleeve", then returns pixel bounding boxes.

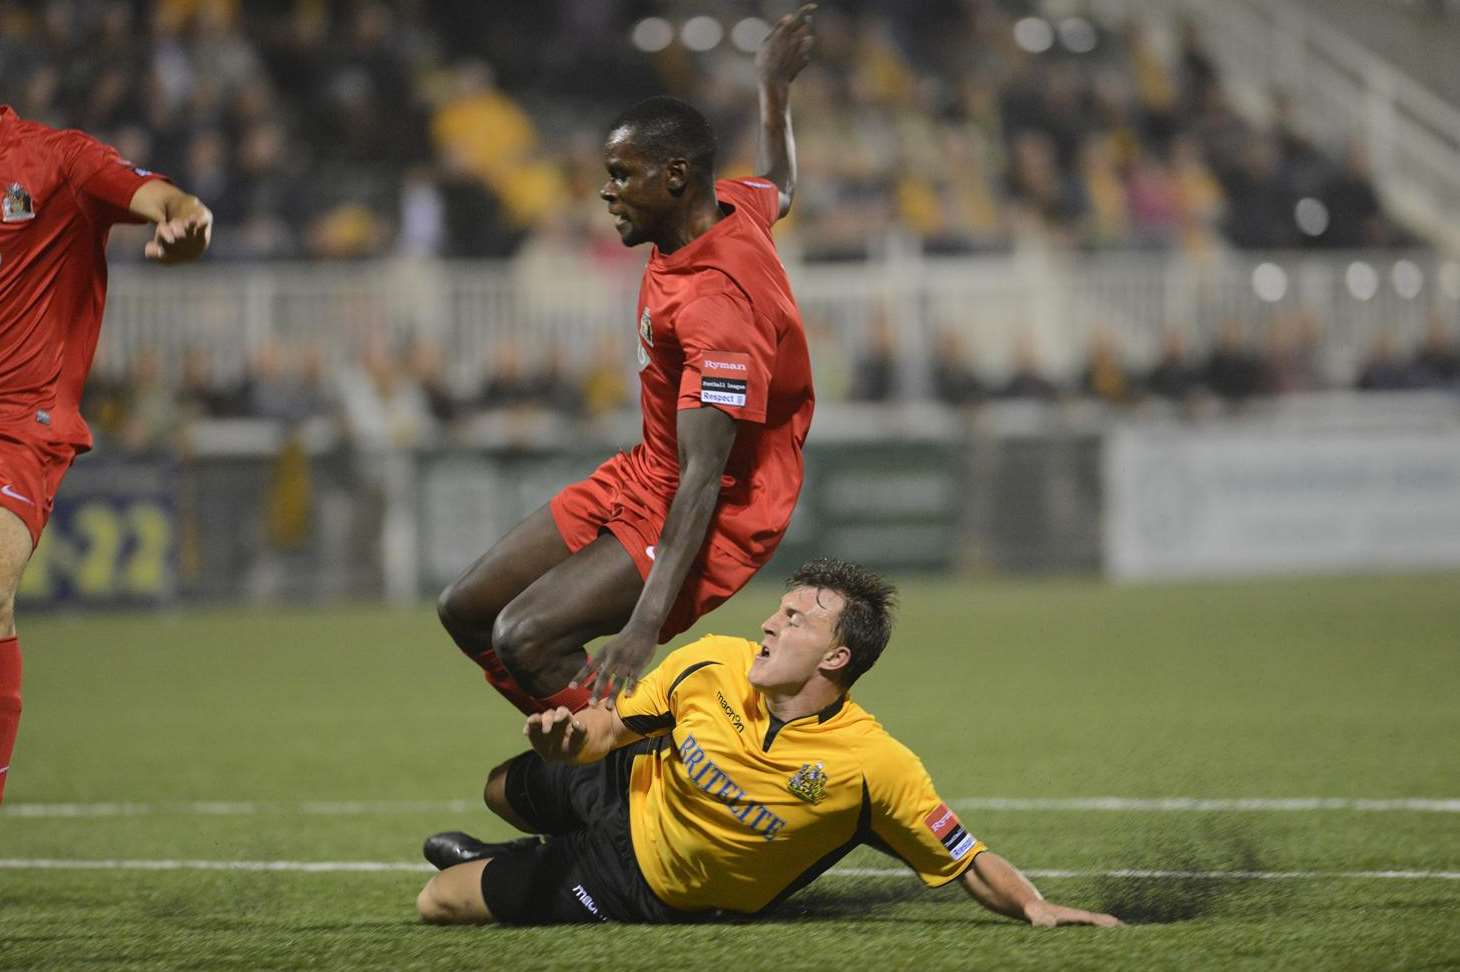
[700,351,750,408]
[924,802,976,861]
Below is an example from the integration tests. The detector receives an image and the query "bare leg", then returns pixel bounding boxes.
[417,860,495,924]
[483,758,536,834]
[490,534,643,698]
[437,505,573,666]
[0,508,33,801]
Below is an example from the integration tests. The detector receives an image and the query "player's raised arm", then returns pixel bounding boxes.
[961,851,1123,928]
[755,3,817,219]
[574,405,739,702]
[128,180,213,264]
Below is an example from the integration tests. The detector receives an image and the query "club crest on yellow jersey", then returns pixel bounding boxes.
[787,761,827,804]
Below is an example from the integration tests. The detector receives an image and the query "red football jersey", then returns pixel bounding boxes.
[623,178,815,563]
[0,106,168,452]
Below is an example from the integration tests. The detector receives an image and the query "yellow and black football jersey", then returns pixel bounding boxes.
[615,635,987,914]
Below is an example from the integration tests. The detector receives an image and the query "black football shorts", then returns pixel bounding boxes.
[481,740,693,925]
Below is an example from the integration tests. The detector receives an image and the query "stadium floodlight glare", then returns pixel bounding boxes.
[1013,17,1055,53]
[1294,197,1329,237]
[1391,260,1423,300]
[632,17,674,53]
[1345,261,1379,301]
[682,16,724,52]
[1439,261,1460,301]
[1058,18,1098,53]
[1252,262,1288,303]
[731,17,772,53]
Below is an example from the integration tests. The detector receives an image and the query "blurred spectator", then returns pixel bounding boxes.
[1263,312,1326,395]
[242,339,334,427]
[1411,315,1460,388]
[1080,326,1135,405]
[1356,331,1415,391]
[1204,319,1266,405]
[1169,135,1224,252]
[336,331,435,449]
[1321,145,1386,249]
[397,167,446,258]
[408,338,462,425]
[119,350,178,453]
[929,329,986,406]
[178,345,244,419]
[1004,131,1083,235]
[999,333,1060,401]
[849,316,898,402]
[580,334,631,418]
[1220,141,1296,250]
[1144,328,1200,402]
[1078,135,1130,248]
[1124,148,1182,248]
[476,338,539,409]
[438,147,522,258]
[529,342,586,416]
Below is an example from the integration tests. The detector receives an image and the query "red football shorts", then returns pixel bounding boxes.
[0,434,75,547]
[549,452,774,642]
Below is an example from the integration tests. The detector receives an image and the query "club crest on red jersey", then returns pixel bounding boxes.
[638,308,654,347]
[2,183,35,222]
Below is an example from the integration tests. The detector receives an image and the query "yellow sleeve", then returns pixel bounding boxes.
[614,636,742,738]
[866,741,987,887]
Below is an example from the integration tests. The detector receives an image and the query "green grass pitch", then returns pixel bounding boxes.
[2,572,1458,970]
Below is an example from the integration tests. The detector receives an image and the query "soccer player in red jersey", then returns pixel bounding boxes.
[0,106,213,801]
[438,7,819,713]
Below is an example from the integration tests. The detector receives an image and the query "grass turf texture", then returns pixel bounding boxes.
[2,572,1458,970]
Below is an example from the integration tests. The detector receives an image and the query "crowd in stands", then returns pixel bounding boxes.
[79,331,634,454]
[0,0,1411,263]
[77,309,1459,456]
[849,312,1460,408]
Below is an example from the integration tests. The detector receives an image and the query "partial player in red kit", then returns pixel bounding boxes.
[0,106,213,801]
[438,7,819,714]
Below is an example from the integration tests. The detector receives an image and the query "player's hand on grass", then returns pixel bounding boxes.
[145,200,212,263]
[572,624,657,704]
[1023,900,1124,928]
[756,3,816,89]
[525,707,588,762]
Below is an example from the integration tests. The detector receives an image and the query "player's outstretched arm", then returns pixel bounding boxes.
[128,181,213,264]
[524,704,642,765]
[961,851,1123,928]
[755,3,816,219]
[574,405,739,702]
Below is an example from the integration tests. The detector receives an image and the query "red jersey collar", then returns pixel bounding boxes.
[649,196,740,270]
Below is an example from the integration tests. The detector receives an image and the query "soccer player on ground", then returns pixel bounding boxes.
[436,7,820,714]
[0,106,213,801]
[416,559,1123,929]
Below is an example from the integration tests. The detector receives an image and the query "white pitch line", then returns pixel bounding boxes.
[950,797,1460,813]
[4,796,1459,819]
[833,868,1460,881]
[1,859,1457,881]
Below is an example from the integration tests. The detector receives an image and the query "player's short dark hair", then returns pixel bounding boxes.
[608,96,717,186]
[787,558,898,688]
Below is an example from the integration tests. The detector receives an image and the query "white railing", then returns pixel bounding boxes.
[100,249,1460,396]
[1160,0,1460,253]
